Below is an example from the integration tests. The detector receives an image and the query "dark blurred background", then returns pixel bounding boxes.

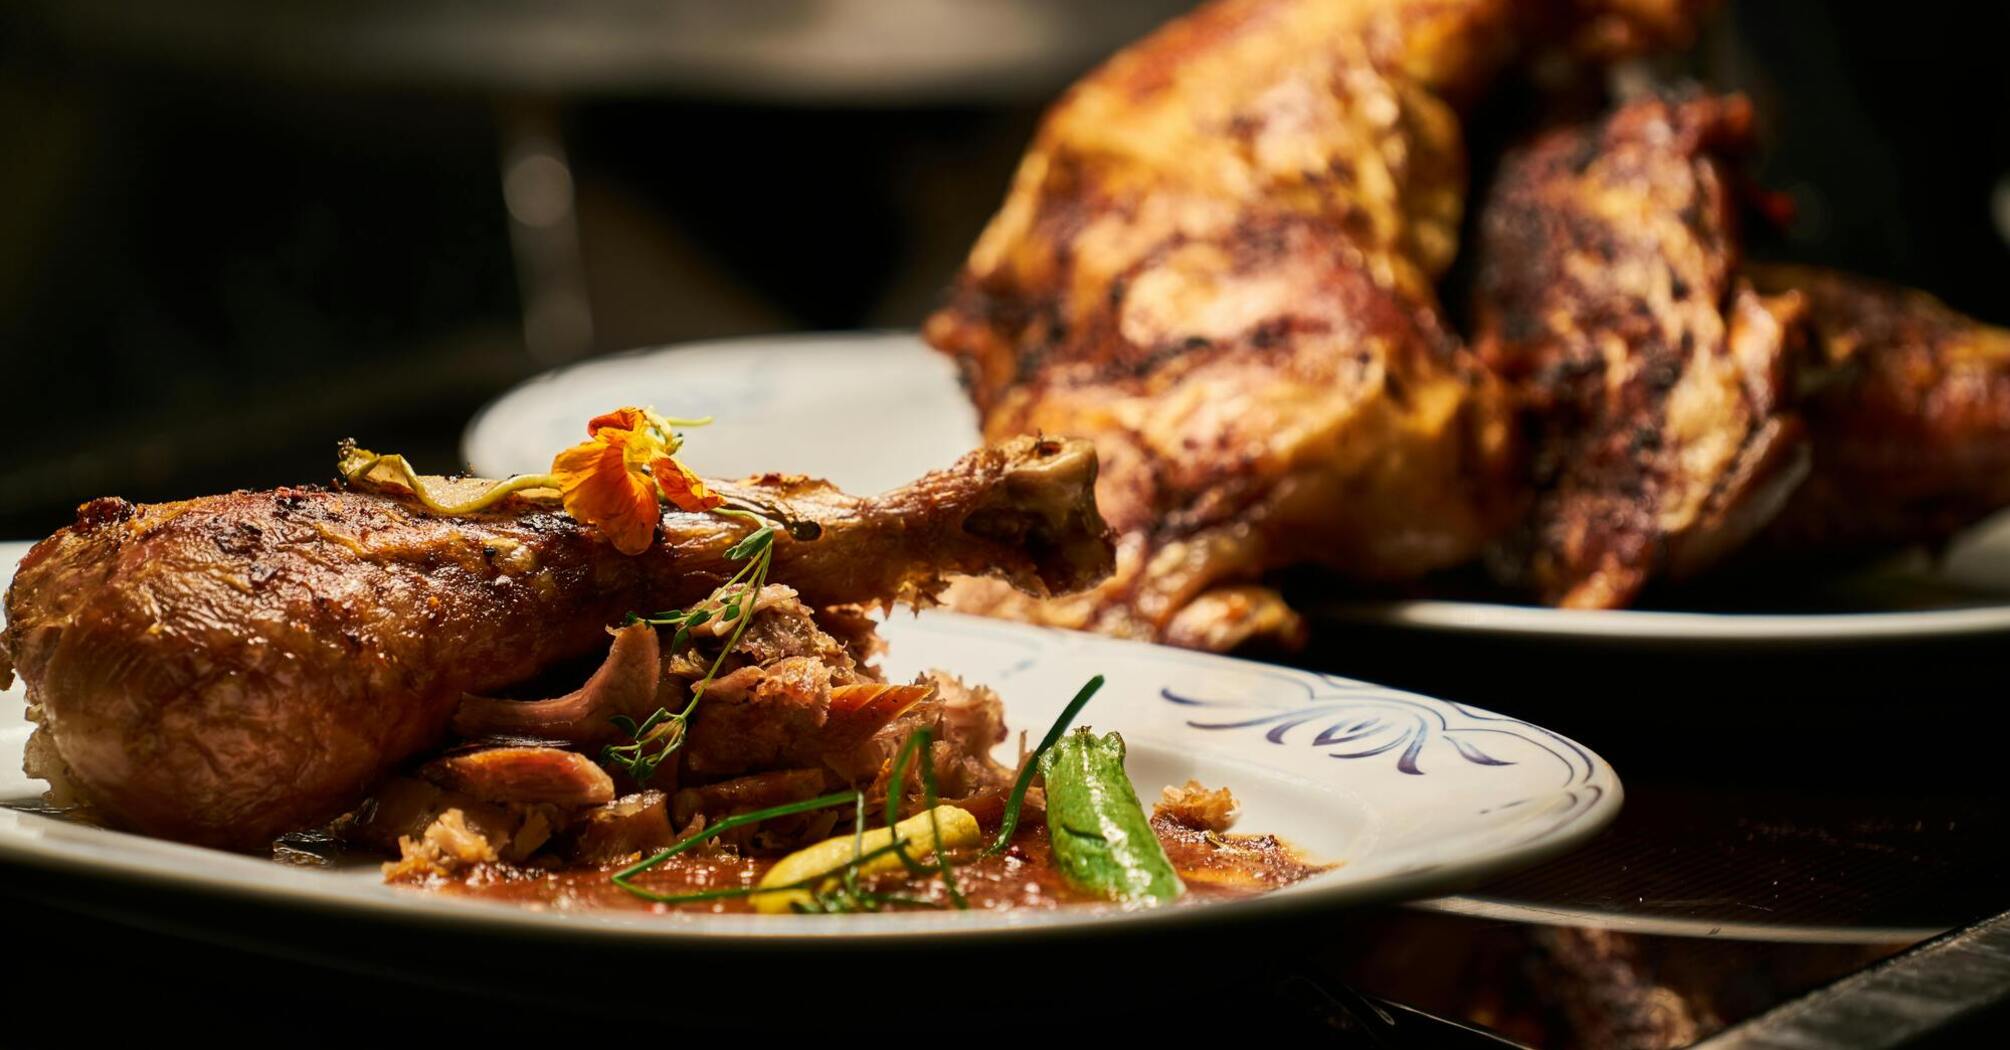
[0,0,2005,538]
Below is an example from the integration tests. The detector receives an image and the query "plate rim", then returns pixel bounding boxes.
[0,791,1617,948]
[1314,595,2010,643]
[459,328,927,477]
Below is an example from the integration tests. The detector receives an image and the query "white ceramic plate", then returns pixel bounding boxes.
[0,541,1616,943]
[466,332,2010,646]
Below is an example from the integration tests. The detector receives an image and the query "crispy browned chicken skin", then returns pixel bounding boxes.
[1,437,1111,850]
[927,0,1715,647]
[1472,93,1810,608]
[1474,99,2010,599]
[1748,264,2010,561]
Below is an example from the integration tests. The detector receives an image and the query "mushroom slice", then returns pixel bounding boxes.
[452,623,662,747]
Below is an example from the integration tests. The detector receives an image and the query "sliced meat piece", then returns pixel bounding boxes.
[672,586,882,779]
[832,672,1013,808]
[679,657,835,778]
[822,683,936,755]
[568,791,678,865]
[670,768,839,853]
[671,768,829,825]
[421,746,616,807]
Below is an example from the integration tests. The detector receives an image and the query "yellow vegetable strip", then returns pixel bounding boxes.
[752,805,980,914]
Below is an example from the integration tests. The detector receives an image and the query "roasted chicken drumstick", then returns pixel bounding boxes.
[0,436,1111,849]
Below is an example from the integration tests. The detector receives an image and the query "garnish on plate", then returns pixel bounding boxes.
[339,404,785,555]
[600,519,781,784]
[607,676,1108,912]
[1040,727,1185,904]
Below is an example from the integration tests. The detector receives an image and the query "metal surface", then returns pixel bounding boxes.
[1695,909,2010,1049]
[1412,897,1940,947]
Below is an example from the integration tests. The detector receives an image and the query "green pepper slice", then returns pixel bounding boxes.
[1040,727,1184,904]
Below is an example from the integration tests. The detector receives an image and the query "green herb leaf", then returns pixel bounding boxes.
[883,730,934,878]
[725,525,775,561]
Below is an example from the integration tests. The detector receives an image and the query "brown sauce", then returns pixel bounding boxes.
[420,816,1332,914]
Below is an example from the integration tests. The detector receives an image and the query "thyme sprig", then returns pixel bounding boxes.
[603,510,778,783]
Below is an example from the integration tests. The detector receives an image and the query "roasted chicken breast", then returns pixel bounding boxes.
[927,0,1715,648]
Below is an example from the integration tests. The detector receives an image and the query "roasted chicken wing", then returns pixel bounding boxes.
[1749,263,2010,561]
[1472,97,2010,600]
[1471,92,1809,608]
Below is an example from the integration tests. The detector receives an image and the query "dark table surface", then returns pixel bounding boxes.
[1280,616,2010,1047]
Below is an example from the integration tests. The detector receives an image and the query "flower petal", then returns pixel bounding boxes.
[653,456,724,513]
[585,407,647,439]
[552,439,660,555]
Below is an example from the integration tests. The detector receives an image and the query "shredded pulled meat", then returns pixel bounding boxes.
[384,809,500,881]
[359,776,562,873]
[21,699,87,809]
[1154,779,1240,833]
[362,579,1014,874]
[829,672,1013,819]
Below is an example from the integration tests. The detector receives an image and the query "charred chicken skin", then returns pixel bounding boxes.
[1748,264,2010,561]
[934,0,2006,634]
[1,436,1111,850]
[1472,99,2010,602]
[1472,93,1809,608]
[926,0,1715,647]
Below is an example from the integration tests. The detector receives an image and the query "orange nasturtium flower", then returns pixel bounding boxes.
[337,405,720,556]
[549,407,721,555]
